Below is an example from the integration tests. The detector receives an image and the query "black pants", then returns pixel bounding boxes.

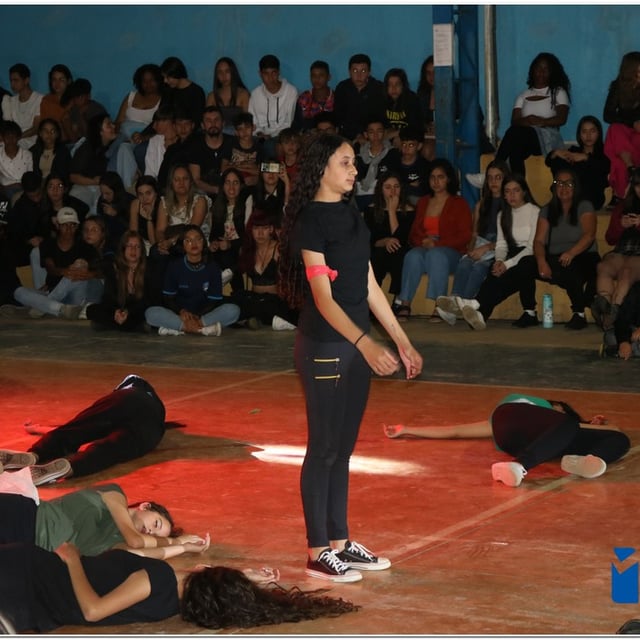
[371,245,409,295]
[295,332,371,548]
[491,403,630,470]
[518,252,600,313]
[230,290,297,326]
[477,258,537,319]
[29,384,166,478]
[495,125,541,176]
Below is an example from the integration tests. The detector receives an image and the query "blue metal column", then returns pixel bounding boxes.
[432,5,480,206]
[432,5,455,162]
[456,4,480,206]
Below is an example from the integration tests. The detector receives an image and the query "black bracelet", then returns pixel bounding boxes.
[353,331,366,347]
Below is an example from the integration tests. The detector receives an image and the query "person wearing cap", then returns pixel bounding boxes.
[4,206,100,320]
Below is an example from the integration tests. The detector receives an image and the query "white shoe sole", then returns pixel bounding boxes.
[561,454,607,479]
[343,557,391,571]
[462,306,486,330]
[435,307,457,326]
[305,567,363,582]
[435,296,461,315]
[491,462,525,487]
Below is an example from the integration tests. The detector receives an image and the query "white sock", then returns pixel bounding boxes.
[524,310,535,316]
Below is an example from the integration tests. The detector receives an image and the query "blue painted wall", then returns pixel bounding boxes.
[0,4,638,144]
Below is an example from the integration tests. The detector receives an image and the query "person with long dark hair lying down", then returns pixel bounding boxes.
[0,541,356,633]
[385,393,630,487]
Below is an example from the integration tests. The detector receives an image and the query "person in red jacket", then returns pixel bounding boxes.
[391,158,472,321]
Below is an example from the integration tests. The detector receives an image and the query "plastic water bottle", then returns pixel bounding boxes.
[542,293,553,328]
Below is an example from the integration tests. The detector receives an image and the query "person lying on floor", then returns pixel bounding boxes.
[384,393,630,487]
[0,541,356,633]
[1,374,171,484]
[0,471,208,557]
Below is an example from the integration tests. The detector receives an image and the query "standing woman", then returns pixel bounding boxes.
[603,52,640,202]
[206,57,250,134]
[278,134,422,582]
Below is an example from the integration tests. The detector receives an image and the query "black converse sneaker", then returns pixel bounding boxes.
[306,548,363,582]
[336,540,391,571]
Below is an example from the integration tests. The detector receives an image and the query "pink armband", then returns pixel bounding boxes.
[305,265,338,282]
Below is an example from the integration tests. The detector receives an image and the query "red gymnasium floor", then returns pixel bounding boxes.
[1,353,638,635]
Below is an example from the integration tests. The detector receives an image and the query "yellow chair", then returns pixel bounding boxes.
[524,155,553,207]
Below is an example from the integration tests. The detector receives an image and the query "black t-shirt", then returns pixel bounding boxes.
[39,237,99,290]
[293,200,370,341]
[161,82,206,128]
[187,134,234,188]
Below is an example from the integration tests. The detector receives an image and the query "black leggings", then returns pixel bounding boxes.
[495,125,541,176]
[491,403,630,470]
[29,386,166,478]
[295,332,371,548]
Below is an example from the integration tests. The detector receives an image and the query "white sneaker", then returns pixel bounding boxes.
[560,454,607,479]
[28,307,46,319]
[466,173,485,189]
[436,296,462,316]
[78,304,89,320]
[272,315,296,331]
[158,327,184,336]
[462,305,486,330]
[221,269,233,286]
[455,296,479,310]
[200,322,222,337]
[492,461,527,487]
[60,304,82,320]
[435,306,457,326]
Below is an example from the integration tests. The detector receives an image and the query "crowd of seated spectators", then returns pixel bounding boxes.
[0,48,639,357]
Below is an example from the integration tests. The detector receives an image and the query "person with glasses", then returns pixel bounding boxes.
[376,126,430,205]
[517,168,599,330]
[333,53,386,143]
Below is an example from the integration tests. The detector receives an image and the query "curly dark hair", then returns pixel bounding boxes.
[181,566,359,629]
[278,133,350,309]
[526,52,571,107]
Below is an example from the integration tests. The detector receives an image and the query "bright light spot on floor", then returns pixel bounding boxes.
[251,444,424,476]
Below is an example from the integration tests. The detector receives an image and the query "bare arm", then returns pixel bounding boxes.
[365,264,422,379]
[385,420,492,439]
[55,542,151,623]
[302,249,402,377]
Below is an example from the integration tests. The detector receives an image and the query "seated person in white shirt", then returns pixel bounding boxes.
[0,120,33,199]
[1,63,43,149]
